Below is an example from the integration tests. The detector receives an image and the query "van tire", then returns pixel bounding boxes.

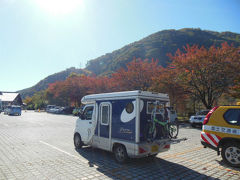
[74,133,83,149]
[221,143,240,167]
[113,144,128,163]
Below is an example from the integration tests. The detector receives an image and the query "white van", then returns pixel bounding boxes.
[74,90,178,163]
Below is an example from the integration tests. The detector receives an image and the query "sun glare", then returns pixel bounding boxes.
[35,0,83,15]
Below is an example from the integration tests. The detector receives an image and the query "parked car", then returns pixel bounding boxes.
[48,106,61,114]
[201,103,240,167]
[74,91,184,163]
[46,105,56,113]
[4,106,11,115]
[8,105,21,116]
[46,105,74,115]
[189,110,209,127]
[60,106,74,115]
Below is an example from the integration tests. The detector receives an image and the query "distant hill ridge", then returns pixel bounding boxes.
[19,28,240,98]
[85,28,240,75]
[18,67,91,98]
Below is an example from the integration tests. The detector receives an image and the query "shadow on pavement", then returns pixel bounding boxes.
[76,147,218,180]
[216,159,240,171]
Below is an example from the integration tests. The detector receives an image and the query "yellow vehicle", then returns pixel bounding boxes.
[201,103,240,167]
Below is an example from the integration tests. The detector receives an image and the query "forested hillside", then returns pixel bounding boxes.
[85,28,240,75]
[19,28,240,98]
[18,67,91,98]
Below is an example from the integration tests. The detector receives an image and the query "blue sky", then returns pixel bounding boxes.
[0,0,239,92]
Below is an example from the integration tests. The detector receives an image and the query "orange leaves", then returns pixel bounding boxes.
[151,66,186,108]
[230,77,240,98]
[167,42,240,109]
[44,42,240,109]
[111,58,160,91]
[46,74,113,106]
[45,58,163,105]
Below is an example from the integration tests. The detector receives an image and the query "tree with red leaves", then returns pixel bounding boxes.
[46,74,113,106]
[230,78,240,99]
[111,58,160,91]
[151,66,186,109]
[168,42,240,109]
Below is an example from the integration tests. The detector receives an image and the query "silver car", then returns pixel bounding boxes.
[189,110,209,127]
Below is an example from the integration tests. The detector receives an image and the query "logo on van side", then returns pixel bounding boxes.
[120,127,133,134]
[120,100,144,123]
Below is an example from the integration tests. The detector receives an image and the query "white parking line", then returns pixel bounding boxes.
[4,123,9,127]
[39,140,89,164]
[29,121,44,126]
[0,123,9,127]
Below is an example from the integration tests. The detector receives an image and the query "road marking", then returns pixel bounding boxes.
[0,123,8,127]
[4,124,9,127]
[29,121,44,126]
[39,141,128,178]
[39,140,89,164]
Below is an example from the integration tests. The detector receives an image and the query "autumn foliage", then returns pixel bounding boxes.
[151,67,186,109]
[111,58,160,91]
[25,42,240,111]
[167,42,240,109]
[46,74,112,106]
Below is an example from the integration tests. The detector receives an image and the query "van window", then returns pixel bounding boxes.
[126,102,134,114]
[100,104,110,125]
[224,109,240,125]
[147,102,164,114]
[83,106,94,120]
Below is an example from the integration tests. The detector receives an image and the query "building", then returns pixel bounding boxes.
[0,92,23,109]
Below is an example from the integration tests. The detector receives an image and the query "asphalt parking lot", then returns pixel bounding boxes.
[0,111,239,180]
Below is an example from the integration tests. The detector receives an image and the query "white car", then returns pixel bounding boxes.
[189,110,209,127]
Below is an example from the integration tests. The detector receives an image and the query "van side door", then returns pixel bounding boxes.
[97,102,112,151]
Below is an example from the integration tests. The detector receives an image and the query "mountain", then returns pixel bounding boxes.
[18,67,91,98]
[85,28,240,75]
[19,28,240,98]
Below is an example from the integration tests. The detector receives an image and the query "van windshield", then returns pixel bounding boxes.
[82,106,93,120]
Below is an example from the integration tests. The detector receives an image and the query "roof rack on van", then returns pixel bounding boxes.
[81,90,169,104]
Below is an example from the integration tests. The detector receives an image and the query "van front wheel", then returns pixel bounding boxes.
[114,145,128,163]
[74,133,83,149]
